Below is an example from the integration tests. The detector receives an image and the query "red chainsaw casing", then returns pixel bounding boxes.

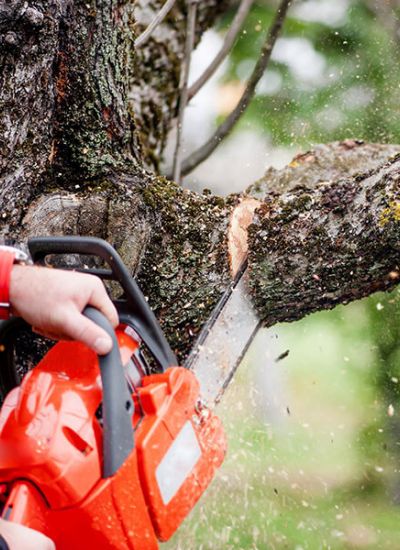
[135,368,226,541]
[0,327,226,549]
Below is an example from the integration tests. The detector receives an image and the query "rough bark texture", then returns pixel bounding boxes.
[247,141,400,326]
[1,2,400,364]
[50,0,140,182]
[136,178,234,359]
[0,0,226,231]
[0,0,139,235]
[247,141,400,196]
[0,1,60,232]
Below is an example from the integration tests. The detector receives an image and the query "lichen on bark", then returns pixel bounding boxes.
[52,0,140,184]
[247,144,400,326]
[137,176,235,360]
[247,140,400,197]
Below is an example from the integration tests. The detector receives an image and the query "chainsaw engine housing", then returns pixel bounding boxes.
[0,328,226,548]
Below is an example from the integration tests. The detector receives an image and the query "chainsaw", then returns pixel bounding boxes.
[0,236,260,549]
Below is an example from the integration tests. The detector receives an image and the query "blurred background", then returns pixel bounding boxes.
[162,1,400,548]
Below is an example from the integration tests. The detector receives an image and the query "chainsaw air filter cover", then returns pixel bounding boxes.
[135,366,226,541]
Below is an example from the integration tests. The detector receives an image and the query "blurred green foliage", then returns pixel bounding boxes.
[220,0,400,147]
[165,292,400,548]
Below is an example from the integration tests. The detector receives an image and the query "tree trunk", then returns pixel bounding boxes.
[0,2,399,362]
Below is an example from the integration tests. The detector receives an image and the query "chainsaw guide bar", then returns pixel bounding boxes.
[185,262,261,408]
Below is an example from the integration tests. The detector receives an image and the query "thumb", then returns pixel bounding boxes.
[0,519,55,550]
[61,309,114,355]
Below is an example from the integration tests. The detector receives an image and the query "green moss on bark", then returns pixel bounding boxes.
[137,177,234,360]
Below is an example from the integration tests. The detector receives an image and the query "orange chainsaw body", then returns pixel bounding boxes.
[0,327,226,549]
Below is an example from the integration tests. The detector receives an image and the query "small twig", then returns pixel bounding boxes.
[188,0,254,101]
[172,0,198,183]
[135,0,177,48]
[177,0,292,178]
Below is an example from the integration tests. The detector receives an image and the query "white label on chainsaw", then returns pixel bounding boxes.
[156,421,201,505]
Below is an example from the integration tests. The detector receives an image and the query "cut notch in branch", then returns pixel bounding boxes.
[173,0,292,179]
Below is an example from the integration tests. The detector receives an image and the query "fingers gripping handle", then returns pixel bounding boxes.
[83,307,134,478]
[28,236,178,371]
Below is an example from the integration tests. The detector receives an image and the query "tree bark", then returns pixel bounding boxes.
[0,0,226,233]
[0,0,60,232]
[0,2,399,364]
[247,141,400,327]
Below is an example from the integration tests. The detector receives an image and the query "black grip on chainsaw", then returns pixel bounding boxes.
[83,307,134,478]
[0,535,9,550]
[28,236,177,372]
[0,318,26,398]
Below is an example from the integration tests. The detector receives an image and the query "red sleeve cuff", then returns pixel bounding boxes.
[0,251,15,320]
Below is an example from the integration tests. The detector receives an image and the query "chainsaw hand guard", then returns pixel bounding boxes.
[28,236,177,370]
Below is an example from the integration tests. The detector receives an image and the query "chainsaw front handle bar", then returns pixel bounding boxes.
[28,236,177,372]
[83,307,134,478]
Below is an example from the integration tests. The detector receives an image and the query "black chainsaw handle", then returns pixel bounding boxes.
[83,307,134,478]
[28,236,177,372]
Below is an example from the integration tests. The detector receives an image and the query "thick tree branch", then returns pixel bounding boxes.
[12,142,400,363]
[248,143,400,326]
[16,168,234,362]
[247,140,400,196]
[136,178,235,360]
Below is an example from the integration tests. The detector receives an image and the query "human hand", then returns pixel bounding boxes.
[0,519,55,550]
[9,265,118,355]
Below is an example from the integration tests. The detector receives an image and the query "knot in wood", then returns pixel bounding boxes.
[22,7,44,28]
[3,31,18,47]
